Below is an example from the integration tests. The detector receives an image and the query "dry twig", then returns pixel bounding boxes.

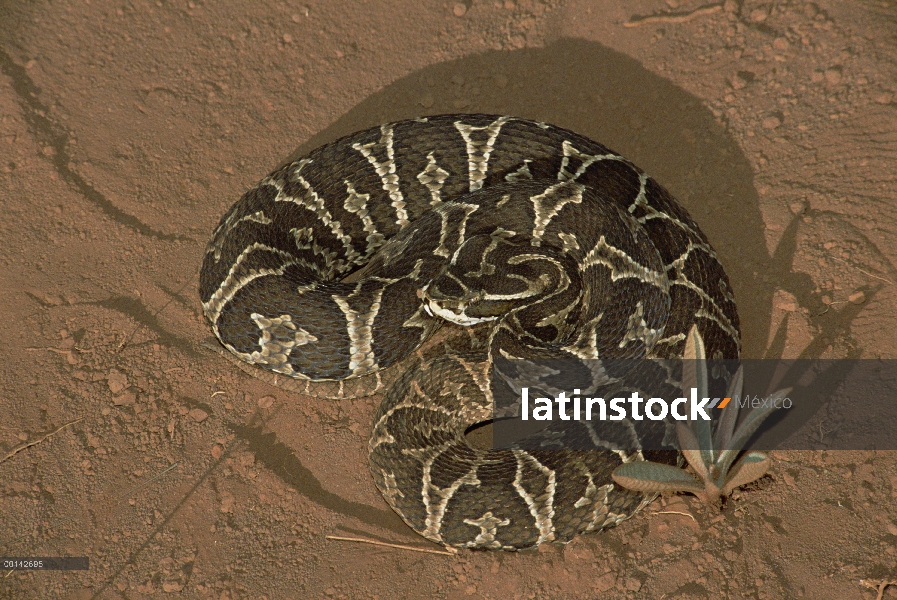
[0,418,83,465]
[326,535,457,556]
[625,3,722,27]
[651,510,698,523]
[830,256,894,285]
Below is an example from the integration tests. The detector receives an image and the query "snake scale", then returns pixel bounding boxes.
[199,114,740,550]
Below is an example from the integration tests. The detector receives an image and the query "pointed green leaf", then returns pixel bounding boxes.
[714,366,743,451]
[681,326,713,462]
[718,388,790,475]
[721,452,770,495]
[682,326,706,390]
[682,324,702,360]
[728,364,744,400]
[676,422,710,482]
[695,413,715,466]
[612,461,705,494]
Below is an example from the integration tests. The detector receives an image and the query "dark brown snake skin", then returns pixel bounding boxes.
[199,114,740,550]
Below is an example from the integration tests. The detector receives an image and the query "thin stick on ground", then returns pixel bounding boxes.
[0,418,83,465]
[326,535,457,556]
[624,3,722,27]
[830,256,894,285]
[651,510,698,523]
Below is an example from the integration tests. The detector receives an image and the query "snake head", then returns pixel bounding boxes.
[420,232,577,330]
[420,282,503,326]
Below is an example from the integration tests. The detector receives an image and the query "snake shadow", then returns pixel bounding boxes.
[237,38,878,537]
[285,37,775,358]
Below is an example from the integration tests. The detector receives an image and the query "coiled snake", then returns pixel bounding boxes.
[200,114,740,550]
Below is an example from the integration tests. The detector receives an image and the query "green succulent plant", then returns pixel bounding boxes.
[612,326,789,504]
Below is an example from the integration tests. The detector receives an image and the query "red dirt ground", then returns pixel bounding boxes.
[1,1,896,598]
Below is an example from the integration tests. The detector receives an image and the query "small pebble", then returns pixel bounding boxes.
[453,2,467,16]
[730,72,752,90]
[113,390,136,406]
[107,369,129,394]
[749,8,768,22]
[825,68,842,85]
[848,291,865,304]
[189,408,209,422]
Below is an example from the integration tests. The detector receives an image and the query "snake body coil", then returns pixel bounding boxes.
[200,114,740,550]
